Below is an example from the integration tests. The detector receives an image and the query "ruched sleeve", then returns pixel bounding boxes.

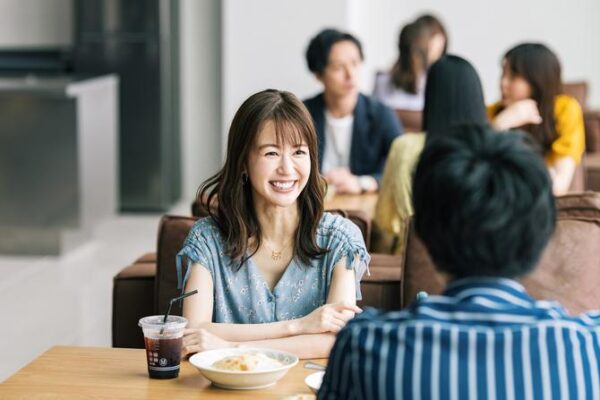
[175,218,218,291]
[318,213,371,300]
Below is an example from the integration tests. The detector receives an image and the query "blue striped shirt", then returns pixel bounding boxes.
[318,278,600,400]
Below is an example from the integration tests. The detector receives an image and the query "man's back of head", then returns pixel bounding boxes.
[412,124,556,279]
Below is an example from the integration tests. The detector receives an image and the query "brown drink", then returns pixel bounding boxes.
[143,336,183,378]
[138,315,187,379]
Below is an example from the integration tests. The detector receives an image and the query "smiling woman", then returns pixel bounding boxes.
[176,89,369,360]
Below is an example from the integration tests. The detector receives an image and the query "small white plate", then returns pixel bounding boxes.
[189,348,298,390]
[305,371,325,394]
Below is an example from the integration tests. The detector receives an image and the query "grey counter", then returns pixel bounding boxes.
[0,74,118,255]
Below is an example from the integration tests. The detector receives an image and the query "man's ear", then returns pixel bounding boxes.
[315,73,324,84]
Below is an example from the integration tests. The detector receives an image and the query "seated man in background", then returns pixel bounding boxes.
[304,28,402,194]
[318,124,600,399]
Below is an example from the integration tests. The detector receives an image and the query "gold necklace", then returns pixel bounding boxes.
[265,237,293,261]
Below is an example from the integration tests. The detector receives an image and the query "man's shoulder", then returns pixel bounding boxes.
[303,92,324,112]
[358,93,393,115]
[357,93,400,131]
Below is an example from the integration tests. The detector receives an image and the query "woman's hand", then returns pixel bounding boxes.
[493,99,542,130]
[293,301,362,335]
[181,328,236,358]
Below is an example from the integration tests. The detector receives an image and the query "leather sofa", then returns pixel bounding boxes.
[112,209,402,348]
[563,82,600,153]
[401,192,600,314]
[587,153,600,191]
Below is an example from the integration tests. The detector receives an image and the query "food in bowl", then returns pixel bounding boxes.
[211,351,284,371]
[189,347,299,390]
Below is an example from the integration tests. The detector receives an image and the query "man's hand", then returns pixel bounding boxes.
[324,168,377,194]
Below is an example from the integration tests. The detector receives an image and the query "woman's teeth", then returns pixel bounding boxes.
[271,181,295,189]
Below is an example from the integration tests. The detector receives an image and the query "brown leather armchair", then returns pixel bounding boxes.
[587,153,600,191]
[112,210,402,348]
[401,192,600,314]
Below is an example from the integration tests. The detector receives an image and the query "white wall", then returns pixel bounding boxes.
[179,0,222,200]
[0,0,72,48]
[222,0,600,141]
[222,0,352,153]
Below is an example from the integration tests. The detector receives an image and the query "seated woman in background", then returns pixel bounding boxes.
[177,89,368,359]
[373,55,488,254]
[488,43,585,194]
[304,28,402,194]
[372,14,447,112]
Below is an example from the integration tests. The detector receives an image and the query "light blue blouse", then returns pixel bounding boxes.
[176,212,369,324]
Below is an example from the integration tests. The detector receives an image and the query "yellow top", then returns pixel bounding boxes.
[372,132,426,255]
[487,94,585,165]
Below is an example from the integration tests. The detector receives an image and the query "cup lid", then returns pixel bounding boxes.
[138,315,187,330]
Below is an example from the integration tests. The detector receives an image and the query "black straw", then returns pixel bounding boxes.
[159,289,198,334]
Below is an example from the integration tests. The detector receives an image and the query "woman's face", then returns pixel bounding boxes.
[317,40,361,99]
[500,61,532,106]
[427,33,446,66]
[246,120,311,209]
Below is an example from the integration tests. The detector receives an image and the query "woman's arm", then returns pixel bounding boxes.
[183,329,336,359]
[491,99,542,130]
[231,333,337,359]
[549,156,576,195]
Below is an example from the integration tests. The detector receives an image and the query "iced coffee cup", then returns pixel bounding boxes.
[138,315,187,379]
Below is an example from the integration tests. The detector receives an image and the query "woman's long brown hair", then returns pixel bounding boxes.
[197,89,327,267]
[503,43,562,154]
[391,21,428,94]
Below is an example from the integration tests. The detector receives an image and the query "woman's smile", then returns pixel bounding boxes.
[270,180,297,192]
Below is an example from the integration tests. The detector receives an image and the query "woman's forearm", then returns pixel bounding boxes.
[236,333,336,359]
[193,319,303,342]
[550,156,576,195]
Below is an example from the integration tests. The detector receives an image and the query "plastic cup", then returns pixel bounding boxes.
[138,315,187,379]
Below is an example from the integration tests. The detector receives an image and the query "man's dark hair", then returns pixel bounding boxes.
[305,28,364,74]
[412,124,556,279]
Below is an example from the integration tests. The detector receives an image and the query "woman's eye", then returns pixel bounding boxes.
[265,151,278,157]
[295,149,307,155]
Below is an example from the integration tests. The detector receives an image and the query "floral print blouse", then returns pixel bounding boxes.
[176,212,369,323]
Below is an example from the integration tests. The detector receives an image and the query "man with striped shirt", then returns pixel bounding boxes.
[318,125,600,399]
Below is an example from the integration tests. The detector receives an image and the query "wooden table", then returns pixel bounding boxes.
[324,192,378,219]
[0,346,324,399]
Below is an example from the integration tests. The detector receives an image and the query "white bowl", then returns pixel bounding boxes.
[189,348,298,390]
[305,371,325,394]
